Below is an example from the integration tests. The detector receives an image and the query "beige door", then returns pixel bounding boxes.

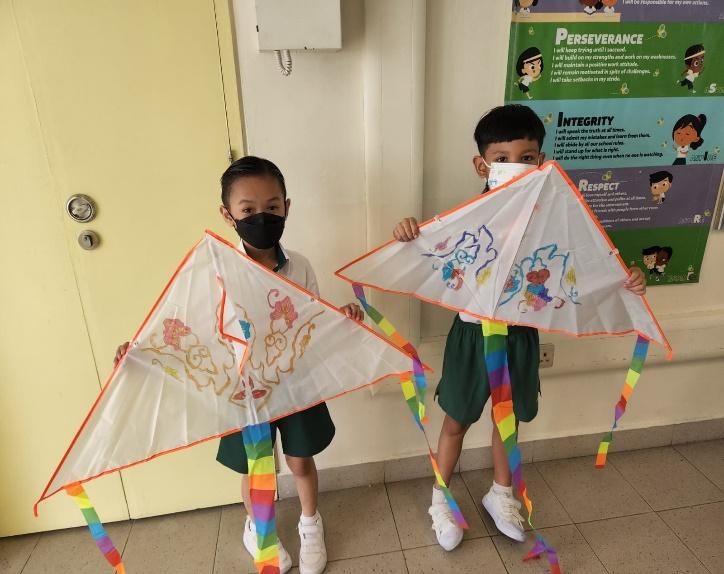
[2,0,244,534]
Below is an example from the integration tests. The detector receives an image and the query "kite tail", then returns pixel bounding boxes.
[482,321,560,574]
[353,284,467,529]
[243,423,280,574]
[352,284,427,425]
[596,335,650,468]
[64,483,126,573]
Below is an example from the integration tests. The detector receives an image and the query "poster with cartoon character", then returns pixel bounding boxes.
[505,23,723,102]
[504,2,723,284]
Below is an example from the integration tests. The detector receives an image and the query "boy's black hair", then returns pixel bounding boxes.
[515,0,539,7]
[642,246,660,256]
[516,47,544,77]
[660,246,673,257]
[221,156,287,208]
[672,114,707,150]
[474,104,546,155]
[649,171,673,185]
[684,44,705,61]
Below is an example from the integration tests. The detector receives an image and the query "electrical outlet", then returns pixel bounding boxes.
[539,343,554,369]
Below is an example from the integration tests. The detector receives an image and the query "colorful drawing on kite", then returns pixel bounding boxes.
[228,290,325,408]
[499,243,579,311]
[421,224,498,291]
[141,312,236,396]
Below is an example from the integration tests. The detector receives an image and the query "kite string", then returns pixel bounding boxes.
[482,320,560,574]
[595,335,650,468]
[64,483,126,574]
[353,284,467,529]
[243,422,280,574]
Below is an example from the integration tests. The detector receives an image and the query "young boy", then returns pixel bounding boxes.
[393,105,646,551]
[115,156,364,574]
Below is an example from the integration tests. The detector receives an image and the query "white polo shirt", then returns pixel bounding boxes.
[238,241,320,297]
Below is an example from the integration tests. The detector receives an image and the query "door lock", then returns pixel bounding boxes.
[78,230,100,250]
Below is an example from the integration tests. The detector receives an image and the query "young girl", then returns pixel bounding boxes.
[672,113,706,165]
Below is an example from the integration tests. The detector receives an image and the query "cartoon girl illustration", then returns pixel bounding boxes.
[516,47,543,100]
[672,114,706,165]
[515,0,538,15]
[601,0,618,14]
[678,44,705,93]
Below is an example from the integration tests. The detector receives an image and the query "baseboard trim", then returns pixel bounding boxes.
[277,417,724,498]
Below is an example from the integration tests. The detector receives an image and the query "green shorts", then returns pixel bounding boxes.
[216,402,335,474]
[436,316,540,425]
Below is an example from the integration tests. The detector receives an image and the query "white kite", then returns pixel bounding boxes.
[36,231,446,574]
[336,161,671,573]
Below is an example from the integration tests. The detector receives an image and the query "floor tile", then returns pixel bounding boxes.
[212,504,255,574]
[21,522,131,574]
[289,551,408,573]
[386,474,488,550]
[315,484,400,561]
[675,439,724,490]
[609,447,723,510]
[660,502,724,574]
[535,457,650,523]
[492,525,607,574]
[403,536,507,573]
[122,507,220,574]
[461,465,571,534]
[578,513,708,574]
[0,533,39,574]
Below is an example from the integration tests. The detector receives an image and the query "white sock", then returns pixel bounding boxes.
[492,480,513,496]
[300,511,320,525]
[432,485,446,505]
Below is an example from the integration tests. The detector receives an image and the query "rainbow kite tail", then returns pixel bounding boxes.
[352,284,428,425]
[243,423,280,574]
[482,320,559,574]
[64,483,126,573]
[596,335,650,468]
[353,284,466,529]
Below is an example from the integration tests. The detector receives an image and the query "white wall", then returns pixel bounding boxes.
[233,0,724,475]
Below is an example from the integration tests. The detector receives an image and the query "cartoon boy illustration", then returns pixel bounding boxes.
[679,44,705,93]
[516,47,543,100]
[672,114,706,165]
[649,171,673,204]
[642,246,659,274]
[515,0,538,15]
[654,247,673,276]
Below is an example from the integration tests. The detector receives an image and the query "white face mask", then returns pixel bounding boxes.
[484,160,536,190]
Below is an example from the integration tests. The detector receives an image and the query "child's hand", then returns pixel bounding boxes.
[624,266,646,296]
[393,217,419,242]
[114,341,130,367]
[340,303,364,322]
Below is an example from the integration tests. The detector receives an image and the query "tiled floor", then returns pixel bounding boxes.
[3,440,724,574]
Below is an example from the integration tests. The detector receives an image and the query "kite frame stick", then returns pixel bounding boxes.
[334,161,672,359]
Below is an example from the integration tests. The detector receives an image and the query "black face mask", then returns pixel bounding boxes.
[232,212,285,249]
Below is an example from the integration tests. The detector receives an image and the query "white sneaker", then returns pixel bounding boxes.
[428,487,464,551]
[243,516,292,573]
[482,483,526,542]
[298,512,327,574]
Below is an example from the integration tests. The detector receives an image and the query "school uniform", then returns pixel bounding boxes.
[216,243,335,474]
